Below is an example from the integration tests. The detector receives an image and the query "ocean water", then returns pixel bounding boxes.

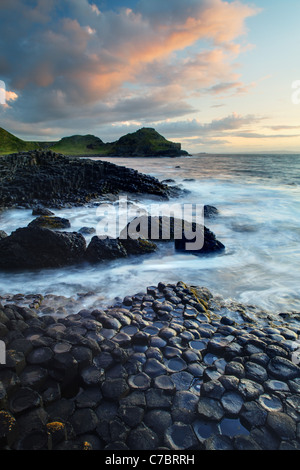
[0,153,300,314]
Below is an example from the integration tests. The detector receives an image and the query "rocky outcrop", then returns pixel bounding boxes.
[85,237,127,262]
[0,212,224,270]
[105,128,189,157]
[32,208,55,217]
[0,150,179,209]
[121,215,225,254]
[0,227,86,269]
[119,237,157,255]
[0,231,8,240]
[174,225,225,254]
[204,205,219,219]
[85,235,157,263]
[0,227,158,270]
[28,216,71,230]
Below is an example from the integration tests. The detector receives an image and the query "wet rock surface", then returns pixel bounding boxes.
[0,215,225,269]
[121,215,225,254]
[0,227,87,269]
[0,150,180,209]
[0,281,300,450]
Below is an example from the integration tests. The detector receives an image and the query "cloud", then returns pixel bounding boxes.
[206,80,255,96]
[152,113,263,137]
[0,0,259,136]
[5,91,18,102]
[80,112,263,146]
[233,132,300,139]
[268,125,300,131]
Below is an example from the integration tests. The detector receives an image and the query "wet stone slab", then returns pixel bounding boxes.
[0,281,300,450]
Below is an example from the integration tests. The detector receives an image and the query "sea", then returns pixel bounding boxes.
[1,153,300,315]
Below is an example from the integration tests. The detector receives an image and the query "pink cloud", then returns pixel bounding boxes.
[0,0,260,127]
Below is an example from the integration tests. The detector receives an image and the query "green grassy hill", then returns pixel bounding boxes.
[50,134,107,155]
[0,127,189,157]
[107,127,187,156]
[0,127,42,154]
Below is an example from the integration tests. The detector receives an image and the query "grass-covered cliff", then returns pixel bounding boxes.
[0,127,189,157]
[0,127,42,154]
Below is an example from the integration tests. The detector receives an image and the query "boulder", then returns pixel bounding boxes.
[32,208,54,216]
[175,224,225,254]
[119,237,157,255]
[28,216,71,230]
[85,236,127,262]
[0,226,86,269]
[85,234,157,262]
[121,215,225,254]
[0,230,8,240]
[121,215,182,242]
[78,227,96,235]
[204,205,219,218]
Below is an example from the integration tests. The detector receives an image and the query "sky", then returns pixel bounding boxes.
[1,0,300,154]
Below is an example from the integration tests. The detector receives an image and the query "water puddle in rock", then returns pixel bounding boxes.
[190,378,203,394]
[219,418,249,437]
[166,357,187,372]
[143,326,160,336]
[189,340,207,351]
[120,325,138,336]
[203,353,218,365]
[258,394,283,412]
[193,420,220,441]
[132,344,148,353]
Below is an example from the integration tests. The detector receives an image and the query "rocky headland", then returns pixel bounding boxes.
[0,127,189,157]
[0,150,180,209]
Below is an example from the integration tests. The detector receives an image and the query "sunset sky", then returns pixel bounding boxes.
[1,0,300,153]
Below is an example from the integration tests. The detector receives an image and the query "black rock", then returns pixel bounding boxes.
[204,434,234,450]
[267,356,300,381]
[197,397,224,422]
[0,226,86,269]
[0,150,173,208]
[119,237,157,255]
[85,236,127,262]
[175,224,225,254]
[101,378,129,401]
[0,230,8,240]
[127,423,159,450]
[118,405,144,428]
[233,435,261,451]
[266,412,296,440]
[78,227,96,235]
[128,373,151,391]
[221,392,244,417]
[144,409,172,438]
[70,408,98,436]
[204,205,219,218]
[164,422,199,450]
[172,391,198,423]
[28,216,71,230]
[32,208,55,216]
[121,215,225,254]
[9,387,42,414]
